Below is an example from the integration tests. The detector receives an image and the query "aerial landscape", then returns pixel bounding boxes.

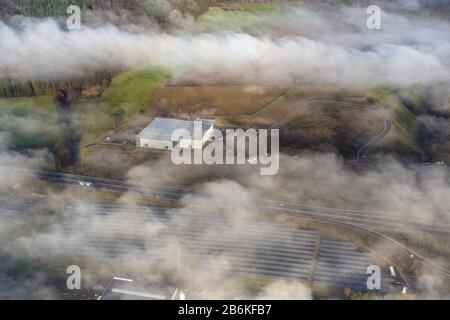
[0,0,449,301]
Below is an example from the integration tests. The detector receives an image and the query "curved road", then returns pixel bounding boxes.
[356,106,392,162]
[270,100,392,162]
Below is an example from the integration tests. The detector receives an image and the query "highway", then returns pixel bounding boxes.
[30,169,450,236]
[266,201,450,235]
[4,167,450,279]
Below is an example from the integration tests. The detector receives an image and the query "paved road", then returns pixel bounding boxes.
[6,167,450,277]
[265,200,450,235]
[30,169,450,235]
[356,106,392,162]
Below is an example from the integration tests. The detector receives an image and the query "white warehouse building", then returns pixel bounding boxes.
[136,117,214,150]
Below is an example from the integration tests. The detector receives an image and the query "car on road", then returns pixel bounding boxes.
[78,181,93,187]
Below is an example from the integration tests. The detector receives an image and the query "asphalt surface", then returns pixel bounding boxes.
[28,170,450,236]
[5,167,450,278]
[356,107,392,162]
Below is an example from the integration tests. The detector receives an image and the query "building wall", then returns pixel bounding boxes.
[177,124,214,149]
[137,137,173,150]
[202,124,214,144]
[136,123,214,150]
[178,138,202,149]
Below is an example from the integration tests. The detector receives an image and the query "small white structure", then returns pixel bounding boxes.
[136,117,214,150]
[389,266,396,277]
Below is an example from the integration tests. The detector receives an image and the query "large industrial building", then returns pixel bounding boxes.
[136,117,214,150]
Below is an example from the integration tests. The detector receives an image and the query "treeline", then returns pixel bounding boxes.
[0,73,112,98]
[2,0,91,17]
[1,0,213,19]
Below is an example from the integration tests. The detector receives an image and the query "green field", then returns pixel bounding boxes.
[0,97,63,150]
[72,68,168,144]
[369,89,420,136]
[0,68,168,146]
[0,96,54,112]
[196,3,284,34]
[99,68,167,120]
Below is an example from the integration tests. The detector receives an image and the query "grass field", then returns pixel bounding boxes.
[369,89,420,137]
[74,68,168,144]
[0,96,54,112]
[0,97,63,150]
[99,68,168,121]
[365,88,426,160]
[195,3,284,34]
[0,68,167,147]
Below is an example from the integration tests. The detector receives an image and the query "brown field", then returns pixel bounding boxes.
[79,84,390,170]
[147,84,371,128]
[280,102,385,158]
[215,115,275,128]
[255,86,370,122]
[148,83,286,117]
[79,143,165,179]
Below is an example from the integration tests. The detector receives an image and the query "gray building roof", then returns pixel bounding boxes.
[137,117,214,141]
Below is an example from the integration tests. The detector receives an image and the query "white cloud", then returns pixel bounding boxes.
[0,6,449,87]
